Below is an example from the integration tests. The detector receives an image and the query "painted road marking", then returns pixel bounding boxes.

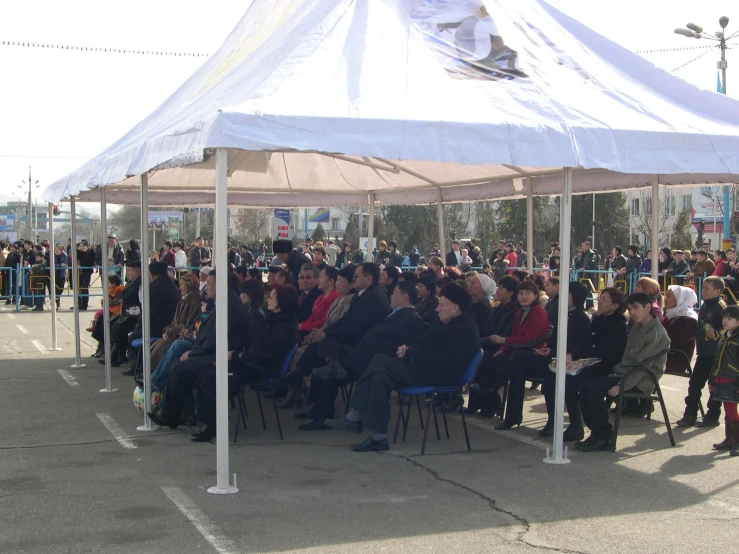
[6,313,15,320]
[57,369,79,387]
[161,487,238,554]
[96,413,137,450]
[16,324,29,334]
[32,340,46,353]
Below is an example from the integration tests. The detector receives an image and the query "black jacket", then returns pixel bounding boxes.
[577,249,598,272]
[296,286,321,324]
[544,294,559,325]
[145,276,181,338]
[96,243,124,267]
[610,254,628,272]
[234,310,299,380]
[189,290,249,358]
[481,300,517,346]
[548,308,592,359]
[579,312,628,376]
[77,249,96,274]
[286,249,311,285]
[120,277,142,319]
[189,247,210,268]
[470,299,495,337]
[387,251,404,267]
[445,250,460,267]
[342,307,424,377]
[697,296,725,357]
[404,311,480,385]
[324,282,390,345]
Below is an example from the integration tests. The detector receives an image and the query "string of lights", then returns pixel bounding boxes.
[1,40,209,57]
[671,47,715,72]
[637,44,719,54]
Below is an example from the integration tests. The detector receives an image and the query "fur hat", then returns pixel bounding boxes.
[125,260,141,269]
[149,261,168,277]
[272,239,293,254]
[439,282,472,313]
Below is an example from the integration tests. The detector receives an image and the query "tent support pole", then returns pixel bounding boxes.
[209,148,238,495]
[545,168,572,465]
[48,203,61,351]
[651,178,659,282]
[100,188,116,392]
[437,188,445,259]
[526,177,534,270]
[70,197,85,368]
[367,194,375,262]
[137,174,155,431]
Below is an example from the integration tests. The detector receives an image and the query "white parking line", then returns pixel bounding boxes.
[32,340,46,353]
[161,487,238,554]
[463,417,549,451]
[57,369,79,387]
[16,324,29,334]
[96,413,137,450]
[6,313,15,320]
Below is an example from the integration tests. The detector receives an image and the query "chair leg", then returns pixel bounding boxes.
[416,395,424,430]
[393,395,405,444]
[255,389,267,431]
[458,391,472,451]
[343,382,354,416]
[431,394,441,441]
[271,389,284,441]
[698,399,705,419]
[655,386,676,447]
[421,393,434,455]
[612,392,624,452]
[233,389,246,443]
[402,394,413,442]
[498,383,508,419]
[439,396,450,439]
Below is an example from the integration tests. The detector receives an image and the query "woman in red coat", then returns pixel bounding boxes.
[467,280,550,416]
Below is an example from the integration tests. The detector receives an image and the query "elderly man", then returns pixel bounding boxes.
[296,264,321,324]
[663,250,689,285]
[96,233,124,276]
[104,260,142,366]
[327,283,479,452]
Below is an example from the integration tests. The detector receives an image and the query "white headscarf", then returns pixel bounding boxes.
[665,285,698,321]
[474,273,497,299]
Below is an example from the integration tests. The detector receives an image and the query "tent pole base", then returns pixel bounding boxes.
[208,485,239,495]
[99,388,119,393]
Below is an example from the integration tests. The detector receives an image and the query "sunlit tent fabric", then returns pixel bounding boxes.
[43,0,739,206]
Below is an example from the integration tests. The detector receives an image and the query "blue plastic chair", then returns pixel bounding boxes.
[393,349,483,455]
[233,345,297,442]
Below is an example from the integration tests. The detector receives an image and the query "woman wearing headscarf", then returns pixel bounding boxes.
[663,285,698,375]
[467,272,497,336]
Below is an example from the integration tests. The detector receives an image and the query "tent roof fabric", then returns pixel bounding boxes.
[44,0,739,205]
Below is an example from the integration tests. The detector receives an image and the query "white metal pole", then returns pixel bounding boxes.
[651,179,659,282]
[196,209,201,239]
[367,194,375,262]
[137,174,155,431]
[209,148,238,495]
[100,188,116,393]
[592,194,596,253]
[48,203,61,351]
[526,178,534,270]
[70,197,85,368]
[545,168,572,465]
[436,188,446,260]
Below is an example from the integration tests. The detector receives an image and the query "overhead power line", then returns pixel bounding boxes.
[1,40,209,57]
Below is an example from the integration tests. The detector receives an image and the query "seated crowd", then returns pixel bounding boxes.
[91,236,738,456]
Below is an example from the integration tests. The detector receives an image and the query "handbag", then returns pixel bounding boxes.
[710,381,739,404]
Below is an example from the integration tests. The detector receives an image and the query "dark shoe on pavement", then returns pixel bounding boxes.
[33,306,43,312]
[148,412,177,429]
[574,434,598,449]
[696,417,721,428]
[351,436,390,452]
[97,358,106,365]
[676,415,698,428]
[294,408,317,420]
[577,439,611,452]
[191,427,216,442]
[120,367,135,376]
[298,417,332,431]
[325,416,362,433]
[494,421,521,430]
[538,420,554,437]
[562,424,585,442]
[111,356,128,368]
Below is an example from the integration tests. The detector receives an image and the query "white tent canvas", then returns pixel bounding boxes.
[44,0,739,206]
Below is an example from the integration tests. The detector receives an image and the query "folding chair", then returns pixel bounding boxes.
[498,328,553,418]
[232,345,297,441]
[612,347,675,451]
[393,349,483,455]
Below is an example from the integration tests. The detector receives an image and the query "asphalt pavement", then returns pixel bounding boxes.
[1,302,737,554]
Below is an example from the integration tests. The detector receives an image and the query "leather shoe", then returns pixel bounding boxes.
[495,421,521,430]
[676,415,697,428]
[294,408,317,420]
[325,417,362,433]
[191,428,216,442]
[538,421,554,437]
[576,439,611,452]
[148,412,177,429]
[351,436,389,452]
[298,417,332,431]
[562,425,584,442]
[696,417,721,428]
[120,367,135,376]
[111,357,128,368]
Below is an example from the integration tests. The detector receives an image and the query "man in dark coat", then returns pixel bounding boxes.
[295,264,321,324]
[445,240,462,267]
[107,261,142,366]
[327,283,479,452]
[188,237,210,274]
[149,269,249,429]
[273,239,311,286]
[121,262,181,375]
[298,281,424,431]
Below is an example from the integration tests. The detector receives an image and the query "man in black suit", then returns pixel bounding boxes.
[288,262,391,386]
[445,240,462,268]
[295,264,321,324]
[149,269,249,429]
[121,261,181,376]
[297,281,424,431]
[188,237,210,274]
[327,283,480,452]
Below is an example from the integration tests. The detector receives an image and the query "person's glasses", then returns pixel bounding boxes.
[599,298,612,304]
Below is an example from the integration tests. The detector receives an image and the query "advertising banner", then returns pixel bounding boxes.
[273,209,291,240]
[0,215,15,232]
[308,208,330,223]
[148,211,182,231]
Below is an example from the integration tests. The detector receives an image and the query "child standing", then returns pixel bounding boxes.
[708,305,739,455]
[677,276,725,427]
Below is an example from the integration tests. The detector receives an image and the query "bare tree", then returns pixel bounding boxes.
[234,208,273,244]
[633,190,670,249]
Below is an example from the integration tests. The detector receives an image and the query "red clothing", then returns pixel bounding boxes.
[505,252,518,273]
[299,289,340,332]
[712,260,726,277]
[502,303,551,353]
[161,250,176,267]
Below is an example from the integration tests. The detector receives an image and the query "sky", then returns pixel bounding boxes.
[0,0,736,210]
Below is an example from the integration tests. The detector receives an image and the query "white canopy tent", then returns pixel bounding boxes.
[45,0,739,491]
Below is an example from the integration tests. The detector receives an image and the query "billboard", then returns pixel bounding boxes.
[273,209,292,240]
[0,215,15,232]
[308,208,330,223]
[148,211,182,232]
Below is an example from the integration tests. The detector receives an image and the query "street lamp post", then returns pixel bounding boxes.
[675,17,737,245]
[20,166,40,240]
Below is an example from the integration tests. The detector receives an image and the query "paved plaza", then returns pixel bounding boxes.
[1,306,737,554]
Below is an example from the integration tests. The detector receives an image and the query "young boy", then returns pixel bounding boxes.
[577,293,670,452]
[677,276,725,427]
[708,305,739,455]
